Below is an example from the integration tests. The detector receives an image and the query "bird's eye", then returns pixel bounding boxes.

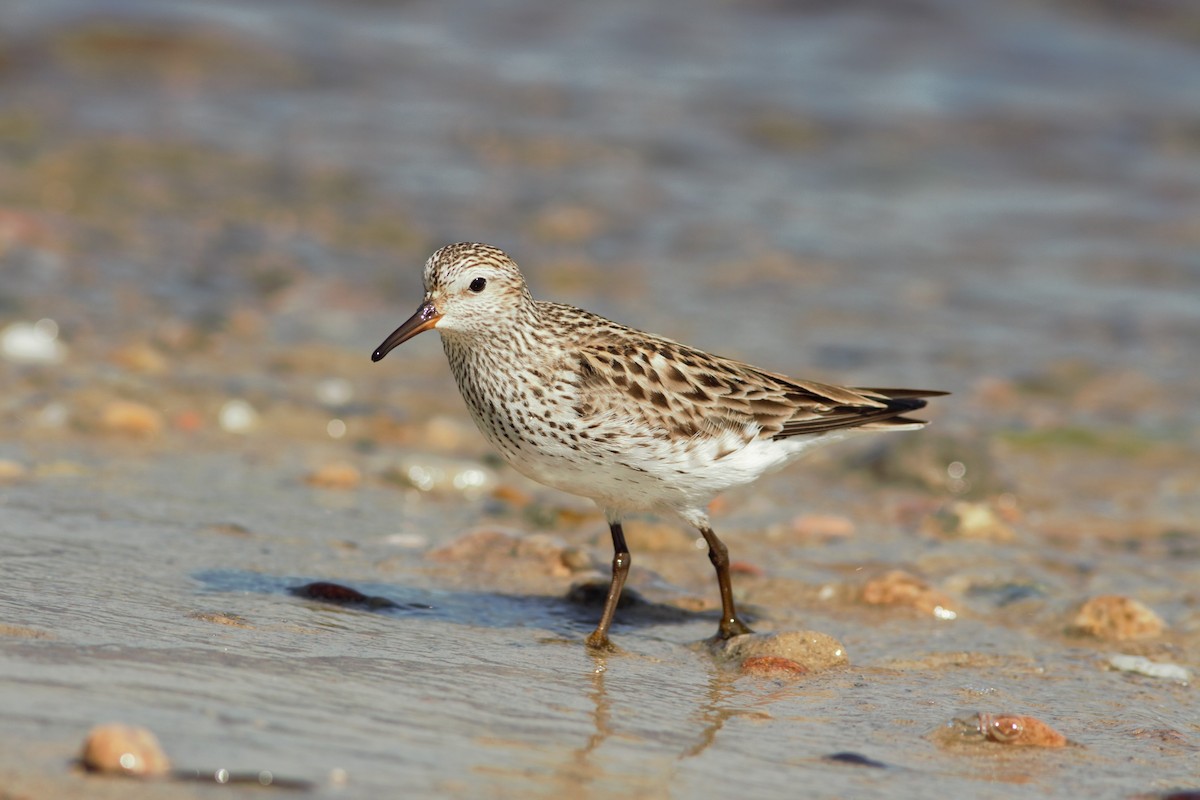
[469,277,487,293]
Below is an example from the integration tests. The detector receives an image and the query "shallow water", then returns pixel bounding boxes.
[1,0,1199,797]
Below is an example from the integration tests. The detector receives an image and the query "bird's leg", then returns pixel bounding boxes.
[585,522,630,651]
[699,526,753,639]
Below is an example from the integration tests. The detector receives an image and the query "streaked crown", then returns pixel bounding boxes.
[424,243,536,336]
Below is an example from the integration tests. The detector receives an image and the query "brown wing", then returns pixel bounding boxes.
[567,313,945,443]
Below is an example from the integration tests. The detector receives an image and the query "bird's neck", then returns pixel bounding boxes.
[440,305,555,381]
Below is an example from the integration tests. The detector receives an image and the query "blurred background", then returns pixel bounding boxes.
[2,0,1199,796]
[3,0,1197,392]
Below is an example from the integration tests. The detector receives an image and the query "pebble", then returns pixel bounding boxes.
[35,401,69,429]
[99,400,165,438]
[932,713,1069,749]
[110,341,168,374]
[1,319,66,364]
[305,461,362,489]
[1108,654,1190,681]
[383,532,430,549]
[173,409,205,432]
[861,570,959,619]
[823,752,888,769]
[559,545,595,572]
[739,655,810,677]
[1071,595,1165,641]
[188,612,253,629]
[491,483,535,508]
[289,581,400,609]
[710,630,849,673]
[924,501,1015,542]
[428,528,576,578]
[0,459,29,482]
[218,399,260,434]
[976,713,1068,747]
[80,723,171,776]
[729,560,765,577]
[789,513,855,540]
[315,377,354,407]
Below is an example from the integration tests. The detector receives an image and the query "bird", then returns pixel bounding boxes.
[372,242,945,650]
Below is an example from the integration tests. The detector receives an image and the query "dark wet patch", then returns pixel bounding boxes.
[565,579,647,610]
[823,752,888,769]
[289,581,416,611]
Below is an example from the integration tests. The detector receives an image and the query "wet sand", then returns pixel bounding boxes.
[2,0,1199,797]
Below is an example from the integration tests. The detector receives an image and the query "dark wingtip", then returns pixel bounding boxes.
[887,396,929,414]
[858,387,950,400]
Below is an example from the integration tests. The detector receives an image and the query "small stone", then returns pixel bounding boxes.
[1108,654,1190,681]
[0,623,51,639]
[173,409,204,432]
[111,341,168,374]
[305,462,362,489]
[710,630,849,673]
[925,501,1015,542]
[35,401,69,429]
[976,713,1068,747]
[790,513,855,540]
[218,399,260,434]
[99,400,164,438]
[1071,595,1164,641]
[560,545,595,572]
[1,319,66,364]
[383,532,429,549]
[428,528,574,577]
[289,582,399,609]
[427,529,515,561]
[491,483,534,508]
[315,377,354,407]
[188,612,253,629]
[740,655,809,676]
[80,723,171,776]
[823,752,888,768]
[0,459,29,482]
[932,713,1070,750]
[861,570,958,619]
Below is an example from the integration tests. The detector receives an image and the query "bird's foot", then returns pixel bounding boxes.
[714,618,754,641]
[585,630,624,654]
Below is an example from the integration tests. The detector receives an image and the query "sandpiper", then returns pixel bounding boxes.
[373,243,944,650]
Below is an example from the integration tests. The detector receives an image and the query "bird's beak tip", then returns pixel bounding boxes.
[372,300,441,363]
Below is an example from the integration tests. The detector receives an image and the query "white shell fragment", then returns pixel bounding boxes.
[1108,654,1190,681]
[1,319,66,364]
[218,399,260,433]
